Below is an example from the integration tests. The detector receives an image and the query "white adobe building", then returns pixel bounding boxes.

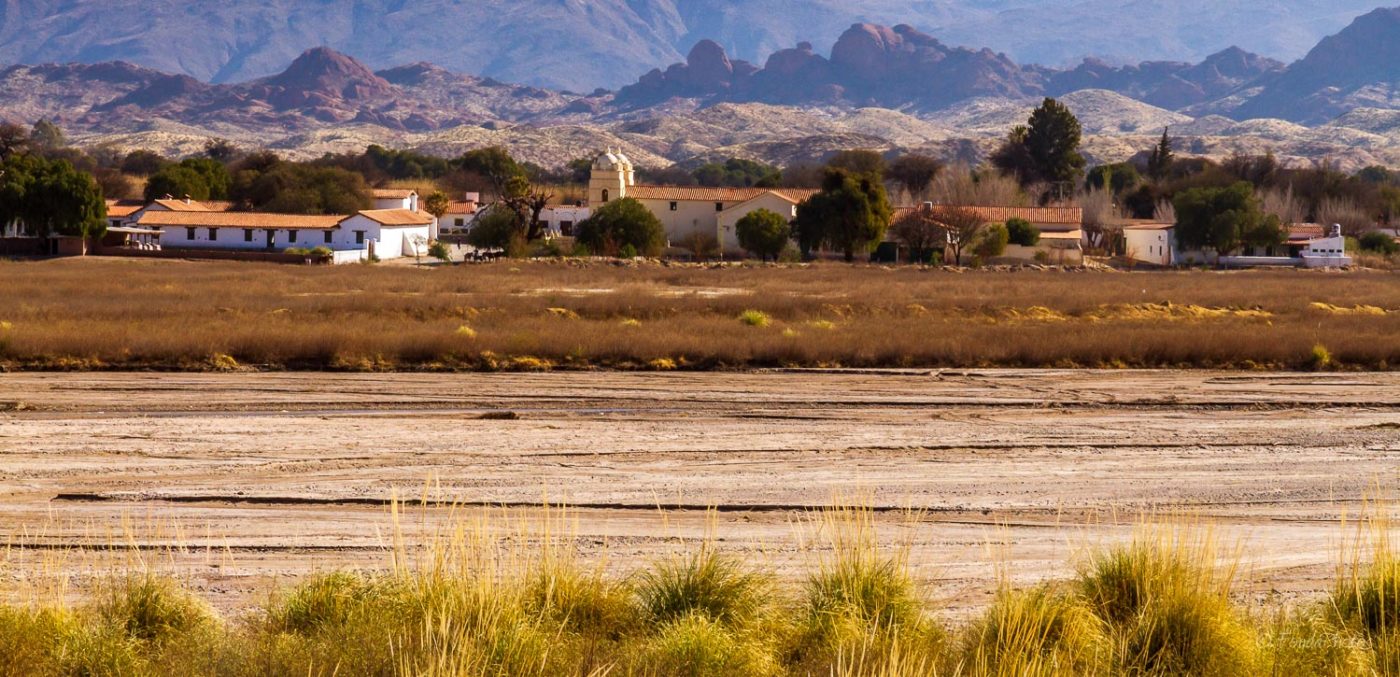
[1128,223,1353,268]
[135,207,433,263]
[440,193,481,235]
[586,149,817,255]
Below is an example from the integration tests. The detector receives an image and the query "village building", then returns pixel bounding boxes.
[440,193,481,235]
[1123,223,1176,266]
[135,207,433,263]
[585,149,817,255]
[1130,222,1352,267]
[889,204,1085,265]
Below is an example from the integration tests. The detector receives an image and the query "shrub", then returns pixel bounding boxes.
[97,575,215,644]
[428,240,451,262]
[1078,527,1257,675]
[736,208,792,261]
[1310,344,1334,370]
[635,612,779,677]
[1359,231,1399,255]
[637,549,768,628]
[973,222,1010,259]
[963,586,1108,675]
[267,571,375,635]
[576,198,666,258]
[738,310,771,327]
[466,208,523,250]
[1006,217,1041,246]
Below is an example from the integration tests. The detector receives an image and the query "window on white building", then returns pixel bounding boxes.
[244,229,253,242]
[324,231,333,244]
[288,230,297,242]
[355,231,365,244]
[670,202,678,211]
[186,228,195,240]
[208,228,218,240]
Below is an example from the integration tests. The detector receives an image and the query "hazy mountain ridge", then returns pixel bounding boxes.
[4,10,1400,173]
[0,0,1387,90]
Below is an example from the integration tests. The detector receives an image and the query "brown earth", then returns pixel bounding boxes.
[0,370,1397,618]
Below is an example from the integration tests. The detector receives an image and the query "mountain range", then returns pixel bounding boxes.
[3,7,1400,172]
[0,0,1387,90]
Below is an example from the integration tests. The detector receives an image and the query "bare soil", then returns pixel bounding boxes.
[1,370,1397,617]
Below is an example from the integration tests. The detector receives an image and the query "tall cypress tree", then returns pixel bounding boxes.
[1148,127,1174,181]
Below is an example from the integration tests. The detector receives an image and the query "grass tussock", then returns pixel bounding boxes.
[16,506,1400,674]
[0,258,1394,370]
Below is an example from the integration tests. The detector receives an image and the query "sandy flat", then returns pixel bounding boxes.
[0,370,1397,616]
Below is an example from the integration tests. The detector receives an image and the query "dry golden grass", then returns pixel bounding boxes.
[7,504,1400,676]
[0,258,1395,370]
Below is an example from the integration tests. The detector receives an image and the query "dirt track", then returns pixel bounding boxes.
[1,370,1397,615]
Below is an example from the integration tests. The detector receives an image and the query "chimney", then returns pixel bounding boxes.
[463,192,480,205]
[183,194,192,205]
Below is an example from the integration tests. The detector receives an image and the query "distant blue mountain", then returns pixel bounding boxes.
[0,0,1386,90]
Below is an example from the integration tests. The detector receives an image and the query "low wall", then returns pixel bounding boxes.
[1001,243,1083,265]
[0,238,46,256]
[98,247,326,265]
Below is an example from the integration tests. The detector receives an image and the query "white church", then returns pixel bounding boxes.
[539,149,817,256]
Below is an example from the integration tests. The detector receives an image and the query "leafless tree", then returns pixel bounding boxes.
[1318,196,1375,237]
[934,206,986,266]
[1078,186,1126,251]
[1259,185,1305,225]
[890,208,946,262]
[927,165,1028,207]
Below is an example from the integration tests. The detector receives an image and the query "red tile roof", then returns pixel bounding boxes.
[136,211,346,230]
[372,188,417,199]
[444,201,478,215]
[354,209,435,226]
[626,186,820,204]
[151,199,235,213]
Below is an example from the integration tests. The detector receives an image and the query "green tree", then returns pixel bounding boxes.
[1358,231,1399,254]
[793,169,892,262]
[1025,98,1085,192]
[972,222,1009,260]
[234,165,372,215]
[453,146,526,196]
[121,150,168,176]
[1086,163,1141,194]
[1173,182,1282,255]
[1005,217,1040,246]
[1147,128,1174,181]
[888,154,944,201]
[0,156,106,238]
[993,99,1085,194]
[692,158,781,188]
[144,164,211,202]
[734,208,792,261]
[576,197,666,257]
[423,191,451,218]
[825,150,886,179]
[465,208,525,251]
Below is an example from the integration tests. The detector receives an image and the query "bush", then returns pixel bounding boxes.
[735,208,792,261]
[1359,231,1399,255]
[1006,217,1040,246]
[428,241,451,262]
[1079,528,1257,675]
[738,310,771,327]
[638,549,768,628]
[576,198,666,257]
[97,575,215,644]
[267,571,374,635]
[466,209,523,250]
[973,222,1010,259]
[963,586,1108,674]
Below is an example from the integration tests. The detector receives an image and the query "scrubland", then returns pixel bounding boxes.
[0,258,1395,371]
[6,505,1400,676]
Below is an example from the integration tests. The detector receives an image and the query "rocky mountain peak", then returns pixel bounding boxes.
[263,47,395,101]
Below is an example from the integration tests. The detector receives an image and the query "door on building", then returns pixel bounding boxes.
[265,230,275,249]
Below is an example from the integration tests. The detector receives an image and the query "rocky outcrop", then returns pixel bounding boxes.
[618,23,1041,111]
[1231,8,1400,124]
[1047,47,1282,110]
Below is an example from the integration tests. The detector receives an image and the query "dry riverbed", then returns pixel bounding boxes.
[0,370,1397,617]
